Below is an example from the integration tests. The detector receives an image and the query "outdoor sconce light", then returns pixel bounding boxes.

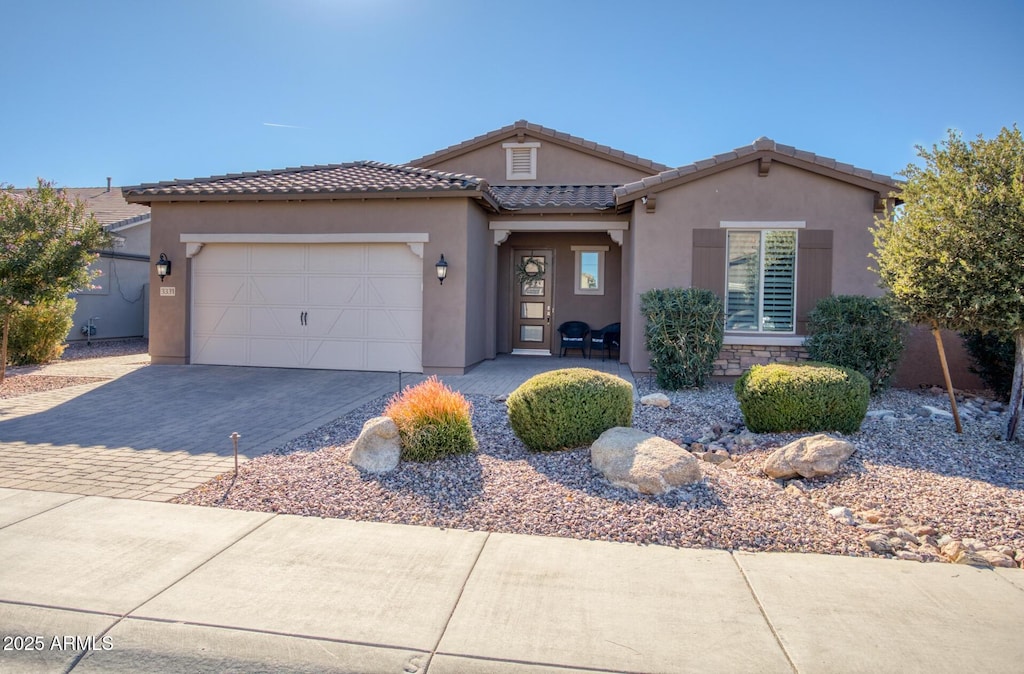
[156,253,171,282]
[435,254,448,285]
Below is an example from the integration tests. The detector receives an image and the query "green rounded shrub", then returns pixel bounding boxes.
[384,376,476,461]
[962,330,1014,400]
[735,362,869,434]
[805,294,905,393]
[6,298,76,366]
[506,368,633,451]
[640,287,724,389]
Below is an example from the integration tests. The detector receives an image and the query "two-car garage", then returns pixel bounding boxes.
[189,242,423,372]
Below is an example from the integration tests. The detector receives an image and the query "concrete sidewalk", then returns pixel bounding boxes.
[1,489,1021,673]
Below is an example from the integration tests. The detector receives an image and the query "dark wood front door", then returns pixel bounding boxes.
[511,249,553,353]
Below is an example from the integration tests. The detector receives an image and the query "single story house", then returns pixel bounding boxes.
[123,121,977,386]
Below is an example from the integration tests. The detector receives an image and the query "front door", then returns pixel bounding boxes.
[511,249,553,354]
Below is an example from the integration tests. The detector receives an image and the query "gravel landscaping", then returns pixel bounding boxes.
[176,380,1024,567]
[1,339,147,399]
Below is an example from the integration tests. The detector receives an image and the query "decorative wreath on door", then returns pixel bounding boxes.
[514,256,546,285]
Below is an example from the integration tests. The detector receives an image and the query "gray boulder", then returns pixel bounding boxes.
[349,416,401,473]
[591,427,701,495]
[763,434,855,479]
[640,393,671,408]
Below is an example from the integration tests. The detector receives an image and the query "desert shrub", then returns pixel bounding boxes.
[805,294,905,393]
[383,376,476,461]
[6,298,76,366]
[640,287,724,389]
[506,368,633,452]
[962,330,1014,400]
[735,361,869,434]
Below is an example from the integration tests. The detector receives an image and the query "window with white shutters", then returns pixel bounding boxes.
[502,142,539,180]
[725,229,797,333]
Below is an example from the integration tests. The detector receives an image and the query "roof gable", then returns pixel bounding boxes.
[409,120,671,176]
[614,137,900,208]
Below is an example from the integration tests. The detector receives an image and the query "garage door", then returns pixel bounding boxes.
[191,243,422,372]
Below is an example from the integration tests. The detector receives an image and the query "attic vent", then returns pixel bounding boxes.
[503,142,539,180]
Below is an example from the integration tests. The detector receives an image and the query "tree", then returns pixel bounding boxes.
[872,126,1024,440]
[0,180,108,382]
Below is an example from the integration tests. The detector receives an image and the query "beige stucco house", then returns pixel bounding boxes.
[125,120,916,378]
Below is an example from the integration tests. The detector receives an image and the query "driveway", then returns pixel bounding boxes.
[0,363,404,500]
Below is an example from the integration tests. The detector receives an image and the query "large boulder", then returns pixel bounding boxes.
[591,427,701,495]
[349,416,401,473]
[763,433,855,479]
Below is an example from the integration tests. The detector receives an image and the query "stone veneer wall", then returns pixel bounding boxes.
[713,344,810,377]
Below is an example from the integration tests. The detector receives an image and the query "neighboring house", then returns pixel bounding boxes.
[63,182,151,341]
[123,120,976,386]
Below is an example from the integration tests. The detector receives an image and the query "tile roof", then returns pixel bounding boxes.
[123,161,493,202]
[9,186,150,228]
[490,185,617,210]
[409,120,672,174]
[614,137,900,202]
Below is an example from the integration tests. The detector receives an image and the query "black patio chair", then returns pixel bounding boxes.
[557,321,590,358]
[590,322,620,361]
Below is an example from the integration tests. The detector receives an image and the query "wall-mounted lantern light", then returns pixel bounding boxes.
[435,254,448,285]
[156,253,171,282]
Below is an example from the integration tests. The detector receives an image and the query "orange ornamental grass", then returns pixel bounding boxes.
[383,376,476,461]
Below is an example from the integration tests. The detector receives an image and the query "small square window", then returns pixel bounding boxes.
[572,245,607,296]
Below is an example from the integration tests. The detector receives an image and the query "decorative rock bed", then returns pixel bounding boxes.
[176,381,1024,569]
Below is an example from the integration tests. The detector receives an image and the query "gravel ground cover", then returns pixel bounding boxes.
[0,338,147,399]
[177,380,1024,565]
[59,338,148,361]
[0,374,108,399]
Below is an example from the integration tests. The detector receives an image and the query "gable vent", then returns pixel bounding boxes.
[503,141,540,180]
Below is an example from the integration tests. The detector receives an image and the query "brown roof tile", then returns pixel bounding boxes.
[122,162,493,204]
[490,185,617,210]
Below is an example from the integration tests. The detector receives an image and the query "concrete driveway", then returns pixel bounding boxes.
[0,362,405,500]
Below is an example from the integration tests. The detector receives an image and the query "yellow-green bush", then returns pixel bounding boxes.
[383,376,476,461]
[735,362,869,434]
[6,298,76,365]
[506,368,633,451]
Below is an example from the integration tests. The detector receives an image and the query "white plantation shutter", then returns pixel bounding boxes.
[761,230,796,332]
[726,232,760,330]
[725,230,797,333]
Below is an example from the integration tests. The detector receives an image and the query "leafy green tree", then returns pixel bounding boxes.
[0,180,108,382]
[872,127,1024,440]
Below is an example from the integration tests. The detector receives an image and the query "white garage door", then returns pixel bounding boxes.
[191,243,422,372]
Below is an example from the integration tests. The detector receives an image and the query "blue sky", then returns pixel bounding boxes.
[2,0,1020,188]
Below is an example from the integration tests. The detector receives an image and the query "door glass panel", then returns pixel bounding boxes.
[521,302,544,319]
[521,325,544,342]
[521,279,544,296]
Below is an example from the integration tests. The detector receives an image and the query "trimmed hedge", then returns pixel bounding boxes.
[640,287,724,389]
[6,298,76,366]
[735,361,869,434]
[805,294,905,393]
[384,376,477,461]
[506,368,633,451]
